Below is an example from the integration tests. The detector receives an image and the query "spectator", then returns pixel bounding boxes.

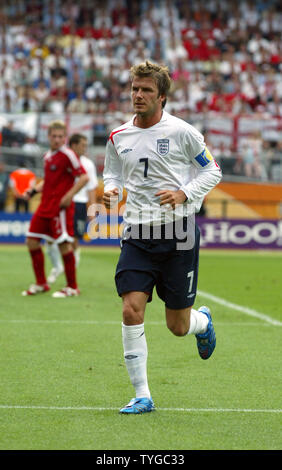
[9,163,36,213]
[42,0,64,31]
[0,58,14,87]
[1,121,16,146]
[260,139,276,179]
[61,1,80,23]
[22,137,41,155]
[15,84,38,112]
[66,87,87,113]
[242,132,264,179]
[0,161,9,211]
[269,140,282,181]
[33,79,50,111]
[48,82,68,113]
[0,82,17,112]
[30,39,50,61]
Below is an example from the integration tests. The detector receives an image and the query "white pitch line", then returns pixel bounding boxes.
[0,405,281,414]
[1,292,281,327]
[198,290,282,326]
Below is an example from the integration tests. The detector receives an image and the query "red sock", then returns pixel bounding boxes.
[62,251,77,289]
[29,248,47,285]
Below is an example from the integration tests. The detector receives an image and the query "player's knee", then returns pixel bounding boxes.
[167,322,188,337]
[122,301,144,325]
[58,241,72,255]
[166,307,191,337]
[26,237,40,251]
[166,314,189,336]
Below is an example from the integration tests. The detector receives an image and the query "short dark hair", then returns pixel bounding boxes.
[68,133,87,146]
[130,60,171,108]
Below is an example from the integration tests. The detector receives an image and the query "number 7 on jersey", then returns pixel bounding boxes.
[139,158,149,178]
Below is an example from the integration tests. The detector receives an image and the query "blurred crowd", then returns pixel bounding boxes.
[0,0,281,118]
[0,0,281,186]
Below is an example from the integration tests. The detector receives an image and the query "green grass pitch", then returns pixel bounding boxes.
[0,244,281,450]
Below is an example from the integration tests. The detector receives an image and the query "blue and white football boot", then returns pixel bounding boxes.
[195,306,216,360]
[119,397,155,414]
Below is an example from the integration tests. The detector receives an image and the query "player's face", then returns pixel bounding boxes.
[48,129,66,151]
[73,138,87,157]
[131,76,165,118]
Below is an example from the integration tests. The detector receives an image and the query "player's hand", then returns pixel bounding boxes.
[103,188,119,209]
[23,188,36,200]
[155,189,187,209]
[22,190,30,200]
[59,194,72,208]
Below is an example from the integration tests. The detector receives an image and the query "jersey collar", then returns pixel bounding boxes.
[44,145,66,160]
[131,110,168,129]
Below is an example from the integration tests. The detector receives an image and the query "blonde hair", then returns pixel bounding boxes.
[130,60,171,108]
[48,120,66,135]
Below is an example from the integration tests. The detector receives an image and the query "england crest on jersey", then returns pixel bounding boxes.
[157,139,169,156]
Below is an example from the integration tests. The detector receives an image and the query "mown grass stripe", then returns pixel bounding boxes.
[0,405,281,413]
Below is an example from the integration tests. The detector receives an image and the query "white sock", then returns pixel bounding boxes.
[122,323,151,399]
[46,243,63,271]
[187,309,209,335]
[74,247,80,267]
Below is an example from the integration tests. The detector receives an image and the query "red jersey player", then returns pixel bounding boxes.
[22,120,89,298]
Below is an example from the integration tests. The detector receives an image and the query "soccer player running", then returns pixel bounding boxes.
[47,133,98,283]
[103,61,222,414]
[22,120,89,298]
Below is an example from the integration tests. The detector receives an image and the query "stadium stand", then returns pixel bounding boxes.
[0,0,281,217]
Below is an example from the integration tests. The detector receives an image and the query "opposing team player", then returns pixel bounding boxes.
[22,120,89,298]
[47,133,98,283]
[103,61,222,414]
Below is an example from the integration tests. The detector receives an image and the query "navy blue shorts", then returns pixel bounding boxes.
[74,202,87,239]
[115,223,200,309]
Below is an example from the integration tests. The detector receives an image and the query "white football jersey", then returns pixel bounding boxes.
[103,110,222,225]
[74,155,98,203]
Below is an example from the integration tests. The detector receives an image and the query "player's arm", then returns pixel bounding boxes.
[88,188,97,206]
[87,188,97,220]
[86,161,98,215]
[23,179,44,199]
[177,128,222,204]
[59,173,89,208]
[9,178,21,198]
[180,147,222,203]
[103,138,123,209]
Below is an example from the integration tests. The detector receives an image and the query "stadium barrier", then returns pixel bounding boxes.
[0,212,281,250]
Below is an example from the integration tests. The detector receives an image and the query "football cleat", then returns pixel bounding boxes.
[47,267,64,284]
[22,283,50,296]
[195,306,216,360]
[119,397,155,414]
[52,287,80,298]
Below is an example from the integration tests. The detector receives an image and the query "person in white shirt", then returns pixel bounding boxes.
[103,61,222,414]
[47,134,98,283]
